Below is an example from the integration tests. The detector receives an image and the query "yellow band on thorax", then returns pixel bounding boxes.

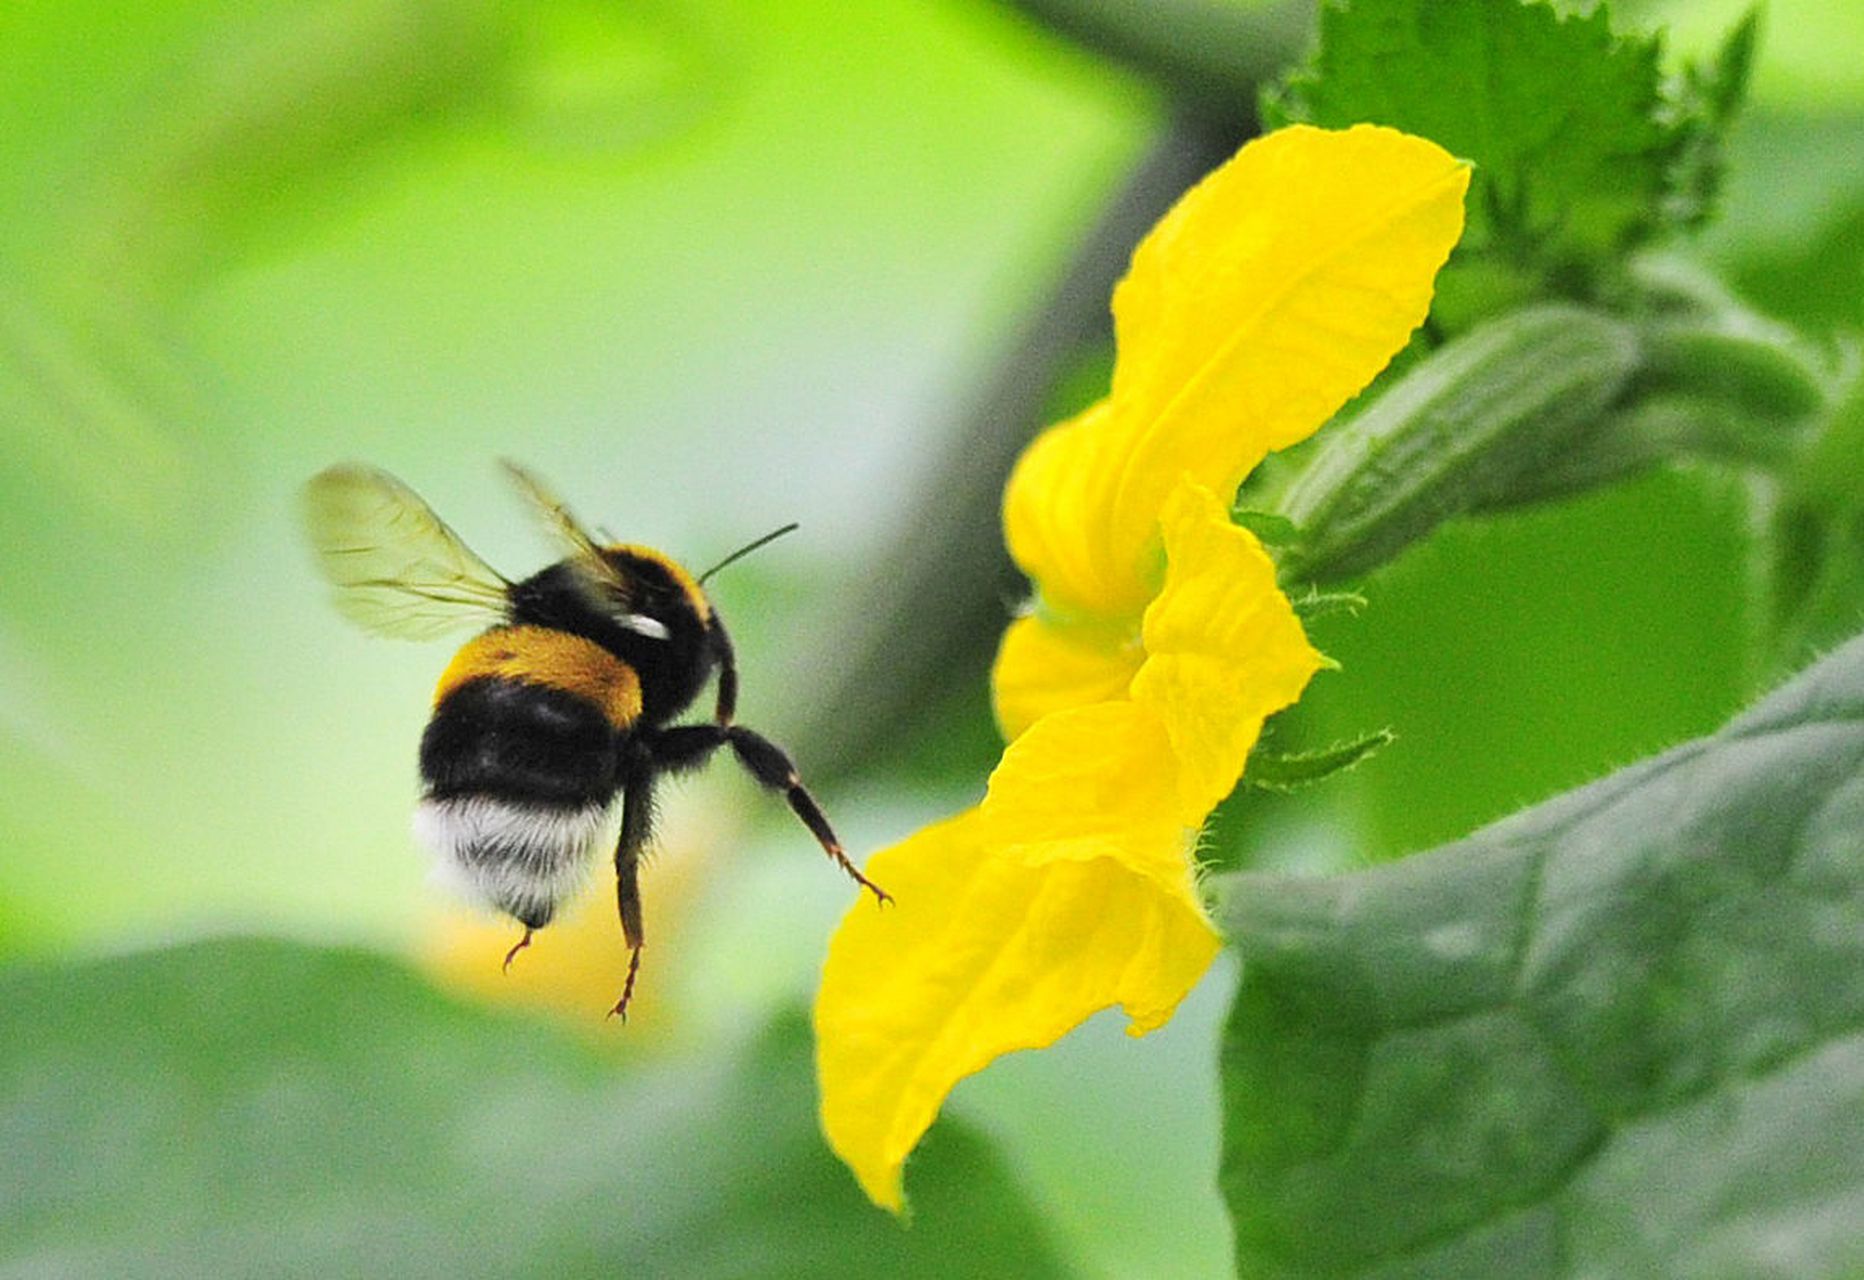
[610,543,711,621]
[435,626,642,728]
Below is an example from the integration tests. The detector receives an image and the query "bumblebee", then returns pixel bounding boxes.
[301,460,887,1018]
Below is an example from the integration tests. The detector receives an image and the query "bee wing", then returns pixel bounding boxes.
[301,463,511,641]
[498,459,631,602]
[499,458,607,561]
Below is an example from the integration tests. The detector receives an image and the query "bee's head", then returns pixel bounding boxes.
[597,545,712,638]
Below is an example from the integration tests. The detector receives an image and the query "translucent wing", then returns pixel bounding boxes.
[499,459,630,600]
[301,463,511,641]
[499,458,606,561]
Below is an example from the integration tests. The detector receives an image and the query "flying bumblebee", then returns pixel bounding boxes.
[301,460,888,1019]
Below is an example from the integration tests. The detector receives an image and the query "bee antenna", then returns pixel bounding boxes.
[697,522,800,585]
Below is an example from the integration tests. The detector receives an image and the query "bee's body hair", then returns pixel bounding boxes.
[416,793,612,928]
[505,549,713,727]
[303,460,881,1018]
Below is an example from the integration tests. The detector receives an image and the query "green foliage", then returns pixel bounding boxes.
[1725,194,1864,339]
[1658,9,1761,230]
[1243,728,1394,794]
[1231,508,1302,547]
[0,940,1070,1278]
[999,0,1313,118]
[1289,588,1368,623]
[1267,0,1754,328]
[1,0,1859,1273]
[1254,0,1857,678]
[1770,379,1864,666]
[1278,304,1643,582]
[1218,634,1864,1278]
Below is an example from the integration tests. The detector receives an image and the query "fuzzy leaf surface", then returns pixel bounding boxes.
[0,940,1070,1279]
[1220,634,1864,1278]
[1267,0,1750,327]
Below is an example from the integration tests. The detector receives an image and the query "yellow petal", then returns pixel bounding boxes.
[1129,480,1325,821]
[1107,125,1469,574]
[977,701,1185,891]
[1001,399,1135,619]
[1005,125,1470,617]
[815,703,1219,1213]
[991,613,1142,742]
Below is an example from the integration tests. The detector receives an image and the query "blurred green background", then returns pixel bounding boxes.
[2,0,1860,1275]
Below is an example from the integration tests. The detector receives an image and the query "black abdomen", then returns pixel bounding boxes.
[420,676,623,806]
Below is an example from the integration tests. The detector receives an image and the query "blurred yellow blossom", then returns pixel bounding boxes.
[815,124,1469,1212]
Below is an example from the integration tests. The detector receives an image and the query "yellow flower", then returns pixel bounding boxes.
[815,125,1470,1212]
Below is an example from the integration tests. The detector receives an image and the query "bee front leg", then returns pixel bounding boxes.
[610,762,655,1022]
[710,616,739,726]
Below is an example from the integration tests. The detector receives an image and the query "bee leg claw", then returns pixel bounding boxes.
[607,944,644,1023]
[501,927,535,974]
[847,864,892,907]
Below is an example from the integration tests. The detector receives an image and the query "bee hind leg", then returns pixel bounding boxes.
[725,725,890,906]
[610,945,644,1023]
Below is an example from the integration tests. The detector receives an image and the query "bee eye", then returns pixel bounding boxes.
[620,613,671,641]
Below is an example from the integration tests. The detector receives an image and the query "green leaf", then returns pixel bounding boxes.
[1245,728,1394,793]
[1267,0,1756,329]
[1657,7,1760,231]
[1233,508,1302,548]
[0,939,1071,1278]
[1218,634,1864,1278]
[1268,0,1667,256]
